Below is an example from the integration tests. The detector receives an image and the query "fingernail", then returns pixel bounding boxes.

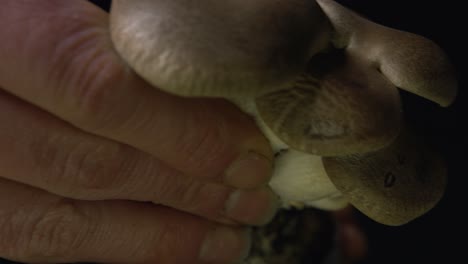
[225,151,272,189]
[225,187,279,226]
[199,226,251,263]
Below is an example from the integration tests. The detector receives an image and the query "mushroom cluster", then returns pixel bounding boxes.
[109,0,457,226]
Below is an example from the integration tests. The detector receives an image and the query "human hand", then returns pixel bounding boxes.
[334,207,367,263]
[0,1,279,263]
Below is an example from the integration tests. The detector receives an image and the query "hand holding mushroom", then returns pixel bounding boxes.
[110,0,457,226]
[0,1,279,263]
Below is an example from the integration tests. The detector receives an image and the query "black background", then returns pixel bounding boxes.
[2,0,466,263]
[335,1,466,263]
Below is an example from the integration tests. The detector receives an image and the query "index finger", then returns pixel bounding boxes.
[0,0,273,188]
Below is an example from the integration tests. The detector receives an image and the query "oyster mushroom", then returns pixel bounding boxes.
[323,128,447,226]
[109,0,457,226]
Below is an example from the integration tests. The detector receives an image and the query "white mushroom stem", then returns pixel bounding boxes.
[271,150,347,210]
[232,97,347,210]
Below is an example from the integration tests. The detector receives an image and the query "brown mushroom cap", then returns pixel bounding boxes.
[317,0,458,107]
[255,0,457,156]
[110,0,332,98]
[256,50,402,156]
[322,128,447,226]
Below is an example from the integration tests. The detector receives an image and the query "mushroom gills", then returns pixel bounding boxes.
[231,97,348,211]
[323,128,447,226]
[255,49,402,157]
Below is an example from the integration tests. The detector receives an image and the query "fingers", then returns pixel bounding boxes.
[0,179,251,263]
[0,0,272,188]
[0,90,278,226]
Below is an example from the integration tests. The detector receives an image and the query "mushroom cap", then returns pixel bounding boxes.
[256,50,402,156]
[255,0,457,156]
[322,128,447,226]
[317,0,458,107]
[110,0,332,98]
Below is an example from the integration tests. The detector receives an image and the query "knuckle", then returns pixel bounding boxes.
[152,174,224,215]
[153,174,200,207]
[70,63,128,132]
[28,132,136,197]
[28,134,64,178]
[67,56,129,133]
[151,173,187,204]
[22,200,90,260]
[49,22,131,133]
[64,143,133,196]
[0,210,21,258]
[29,132,147,199]
[179,182,206,210]
[175,112,231,175]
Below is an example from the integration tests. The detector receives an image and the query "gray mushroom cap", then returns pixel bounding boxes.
[110,0,331,98]
[323,128,447,226]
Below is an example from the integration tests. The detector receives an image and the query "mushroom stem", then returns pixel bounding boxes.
[270,149,347,210]
[231,97,347,211]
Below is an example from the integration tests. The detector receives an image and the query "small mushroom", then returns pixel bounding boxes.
[323,128,447,226]
[109,0,456,225]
